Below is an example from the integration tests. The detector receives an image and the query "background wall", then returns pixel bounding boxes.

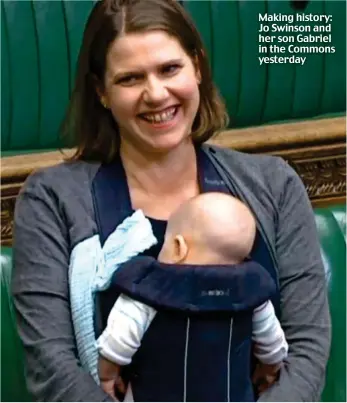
[1,0,346,153]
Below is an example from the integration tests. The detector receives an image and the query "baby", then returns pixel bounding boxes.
[96,192,288,399]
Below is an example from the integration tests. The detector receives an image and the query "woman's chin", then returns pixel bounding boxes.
[143,134,191,154]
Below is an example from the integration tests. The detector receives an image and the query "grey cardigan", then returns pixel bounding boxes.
[12,144,331,402]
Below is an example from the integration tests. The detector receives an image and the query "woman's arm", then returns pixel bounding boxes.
[12,175,113,402]
[258,162,331,402]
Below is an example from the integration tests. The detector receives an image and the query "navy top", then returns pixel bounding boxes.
[92,146,280,401]
[139,217,166,259]
[94,145,280,332]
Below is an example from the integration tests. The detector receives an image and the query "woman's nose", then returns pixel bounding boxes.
[142,76,169,105]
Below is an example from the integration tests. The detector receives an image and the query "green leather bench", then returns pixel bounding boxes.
[1,204,346,402]
[182,0,346,127]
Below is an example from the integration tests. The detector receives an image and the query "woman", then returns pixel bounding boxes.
[12,0,330,401]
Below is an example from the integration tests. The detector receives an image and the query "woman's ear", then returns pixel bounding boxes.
[192,53,202,84]
[173,234,189,263]
[94,77,109,109]
[196,69,201,85]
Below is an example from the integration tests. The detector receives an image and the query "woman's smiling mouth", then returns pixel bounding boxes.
[139,106,179,125]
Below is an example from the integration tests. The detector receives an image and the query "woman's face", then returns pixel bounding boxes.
[100,30,201,154]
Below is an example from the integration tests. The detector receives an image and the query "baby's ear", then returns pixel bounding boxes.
[174,235,189,263]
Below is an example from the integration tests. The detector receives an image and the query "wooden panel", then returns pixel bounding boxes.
[1,116,345,246]
[210,116,346,205]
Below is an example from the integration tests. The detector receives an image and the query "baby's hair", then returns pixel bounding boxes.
[166,192,256,263]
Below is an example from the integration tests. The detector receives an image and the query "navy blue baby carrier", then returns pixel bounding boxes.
[92,147,281,402]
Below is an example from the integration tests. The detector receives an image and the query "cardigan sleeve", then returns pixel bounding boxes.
[12,171,114,402]
[258,160,331,402]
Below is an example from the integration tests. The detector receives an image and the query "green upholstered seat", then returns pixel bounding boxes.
[315,205,346,402]
[1,0,96,152]
[182,0,346,127]
[1,204,346,401]
[1,247,32,402]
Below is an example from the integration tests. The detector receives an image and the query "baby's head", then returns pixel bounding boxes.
[158,192,256,265]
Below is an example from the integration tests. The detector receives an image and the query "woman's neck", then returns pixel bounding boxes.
[120,139,198,196]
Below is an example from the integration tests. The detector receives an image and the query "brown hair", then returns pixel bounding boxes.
[62,0,228,162]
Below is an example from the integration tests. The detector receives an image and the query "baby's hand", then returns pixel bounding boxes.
[100,377,126,401]
[98,356,126,400]
[252,362,282,394]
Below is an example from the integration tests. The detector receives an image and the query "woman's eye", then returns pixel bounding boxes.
[117,75,140,86]
[162,64,181,75]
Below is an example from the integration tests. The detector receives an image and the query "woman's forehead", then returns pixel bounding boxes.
[106,30,187,73]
